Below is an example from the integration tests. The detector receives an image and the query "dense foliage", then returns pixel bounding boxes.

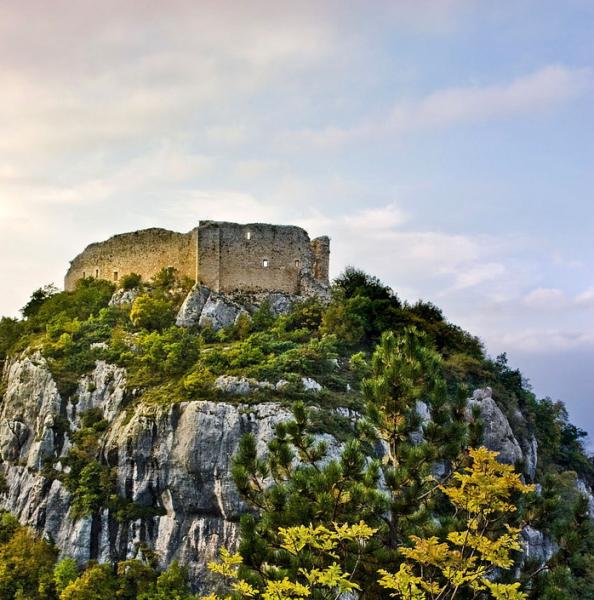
[0,512,199,599]
[209,448,534,600]
[0,267,593,598]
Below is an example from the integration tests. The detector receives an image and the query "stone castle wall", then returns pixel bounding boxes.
[64,228,197,291]
[65,221,330,295]
[197,221,327,294]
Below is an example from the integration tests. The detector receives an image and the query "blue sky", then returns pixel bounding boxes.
[1,1,593,439]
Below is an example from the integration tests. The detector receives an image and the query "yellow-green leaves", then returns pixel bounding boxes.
[279,521,376,558]
[378,564,438,599]
[206,547,243,579]
[207,521,377,599]
[379,447,533,600]
[441,447,535,516]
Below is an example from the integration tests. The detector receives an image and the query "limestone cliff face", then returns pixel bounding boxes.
[0,353,295,588]
[1,352,592,590]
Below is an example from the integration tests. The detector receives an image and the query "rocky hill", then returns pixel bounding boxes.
[0,267,593,597]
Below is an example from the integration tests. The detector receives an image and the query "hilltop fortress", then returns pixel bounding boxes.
[65,221,330,296]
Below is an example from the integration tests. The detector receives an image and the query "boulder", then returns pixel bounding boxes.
[466,388,523,465]
[176,285,211,327]
[275,379,290,391]
[214,376,274,396]
[521,525,557,565]
[109,288,141,307]
[266,293,295,316]
[301,377,322,393]
[198,295,247,331]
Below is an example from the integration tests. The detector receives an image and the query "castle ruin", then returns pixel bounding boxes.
[65,221,330,296]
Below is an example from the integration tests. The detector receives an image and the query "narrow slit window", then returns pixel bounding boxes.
[246,231,252,240]
[95,269,99,278]
[82,271,86,278]
[294,259,300,268]
[113,271,119,281]
[262,259,269,268]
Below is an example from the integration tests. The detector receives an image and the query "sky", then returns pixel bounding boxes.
[1,1,593,439]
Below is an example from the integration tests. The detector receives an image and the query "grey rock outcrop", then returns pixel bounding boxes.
[198,295,248,331]
[0,352,62,468]
[71,361,127,424]
[522,435,538,481]
[266,293,295,316]
[214,375,274,396]
[467,388,523,466]
[109,288,141,307]
[577,479,594,517]
[301,377,322,393]
[520,525,557,565]
[176,285,211,327]
[176,286,314,330]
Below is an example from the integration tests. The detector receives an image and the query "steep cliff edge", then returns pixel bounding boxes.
[2,350,587,588]
[0,353,297,587]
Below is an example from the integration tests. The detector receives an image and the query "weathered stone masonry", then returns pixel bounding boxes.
[64,221,330,295]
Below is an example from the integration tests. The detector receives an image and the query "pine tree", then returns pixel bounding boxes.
[360,328,476,551]
[231,401,386,591]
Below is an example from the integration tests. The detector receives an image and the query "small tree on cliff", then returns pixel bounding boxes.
[230,401,386,591]
[361,328,478,551]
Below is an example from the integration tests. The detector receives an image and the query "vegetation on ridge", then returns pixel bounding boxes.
[0,267,593,598]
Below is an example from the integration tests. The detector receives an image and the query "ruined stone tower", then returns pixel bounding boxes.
[64,221,330,296]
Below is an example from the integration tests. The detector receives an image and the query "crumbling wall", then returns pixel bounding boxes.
[311,236,330,284]
[197,221,324,294]
[64,228,197,291]
[64,221,330,296]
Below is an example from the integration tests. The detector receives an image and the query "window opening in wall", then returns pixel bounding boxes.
[82,272,86,278]
[294,259,300,268]
[113,271,119,281]
[262,259,269,268]
[246,231,252,240]
[95,269,99,278]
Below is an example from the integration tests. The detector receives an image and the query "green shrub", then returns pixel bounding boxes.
[0,317,23,370]
[130,295,175,331]
[130,327,201,380]
[183,365,215,397]
[20,284,59,319]
[0,515,58,599]
[53,557,79,594]
[119,272,142,290]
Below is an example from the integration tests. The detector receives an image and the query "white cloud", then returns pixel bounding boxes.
[290,65,591,146]
[576,288,594,308]
[342,203,407,232]
[450,262,506,290]
[233,159,280,179]
[523,287,569,309]
[492,329,594,354]
[393,65,590,129]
